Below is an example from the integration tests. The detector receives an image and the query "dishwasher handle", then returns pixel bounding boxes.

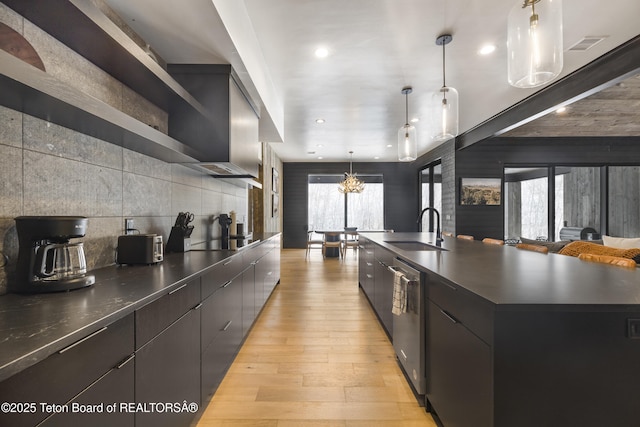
[387,265,418,285]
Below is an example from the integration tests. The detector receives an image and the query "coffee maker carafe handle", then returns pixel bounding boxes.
[34,243,59,278]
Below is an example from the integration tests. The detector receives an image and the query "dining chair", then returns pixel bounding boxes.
[305,230,324,259]
[515,243,549,254]
[482,238,504,245]
[578,253,637,268]
[341,228,359,256]
[457,234,474,241]
[322,232,343,259]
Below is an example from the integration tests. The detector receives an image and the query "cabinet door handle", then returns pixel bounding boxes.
[168,283,188,295]
[222,320,232,331]
[440,309,458,324]
[116,353,135,369]
[193,303,203,310]
[221,280,232,288]
[223,259,233,266]
[59,326,108,354]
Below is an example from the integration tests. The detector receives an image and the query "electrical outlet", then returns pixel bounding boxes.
[125,218,134,235]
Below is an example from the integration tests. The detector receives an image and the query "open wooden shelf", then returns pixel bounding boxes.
[0,0,220,164]
[0,49,200,163]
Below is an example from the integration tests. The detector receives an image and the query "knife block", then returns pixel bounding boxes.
[166,227,191,252]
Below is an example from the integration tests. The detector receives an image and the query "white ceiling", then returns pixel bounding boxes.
[104,0,640,162]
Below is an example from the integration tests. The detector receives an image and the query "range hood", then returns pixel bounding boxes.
[168,64,261,179]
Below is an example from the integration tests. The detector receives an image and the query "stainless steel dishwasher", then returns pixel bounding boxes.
[389,258,426,398]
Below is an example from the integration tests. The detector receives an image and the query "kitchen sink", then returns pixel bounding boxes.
[384,241,447,251]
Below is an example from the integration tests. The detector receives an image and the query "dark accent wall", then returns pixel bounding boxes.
[282,162,418,248]
[455,136,640,240]
[414,140,456,234]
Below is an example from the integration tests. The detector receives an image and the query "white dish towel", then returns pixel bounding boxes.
[391,269,407,316]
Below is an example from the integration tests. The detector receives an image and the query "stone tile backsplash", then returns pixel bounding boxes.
[0,4,249,294]
[0,107,248,295]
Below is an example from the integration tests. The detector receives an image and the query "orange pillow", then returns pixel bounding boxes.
[559,241,640,262]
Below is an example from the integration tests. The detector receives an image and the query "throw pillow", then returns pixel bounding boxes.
[559,241,640,264]
[602,235,640,249]
[519,237,570,253]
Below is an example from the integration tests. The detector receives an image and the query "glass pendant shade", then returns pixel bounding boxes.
[507,0,563,88]
[398,86,417,162]
[398,123,417,162]
[431,85,459,142]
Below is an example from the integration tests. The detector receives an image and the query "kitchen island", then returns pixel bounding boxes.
[359,232,640,427]
[0,233,280,427]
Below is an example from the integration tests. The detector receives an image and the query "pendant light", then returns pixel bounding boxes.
[507,0,563,88]
[338,151,365,193]
[431,34,458,143]
[398,86,417,162]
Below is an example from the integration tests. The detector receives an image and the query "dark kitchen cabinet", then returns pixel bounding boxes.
[0,314,134,427]
[135,308,201,427]
[358,237,375,301]
[427,300,492,427]
[200,271,243,404]
[134,279,201,427]
[168,64,260,176]
[40,354,135,427]
[374,246,395,338]
[242,266,256,336]
[135,279,201,349]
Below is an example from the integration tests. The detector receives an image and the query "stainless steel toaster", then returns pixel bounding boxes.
[117,234,163,264]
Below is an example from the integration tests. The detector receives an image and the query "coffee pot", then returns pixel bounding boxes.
[11,216,95,293]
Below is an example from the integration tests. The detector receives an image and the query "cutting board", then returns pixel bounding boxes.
[0,22,45,71]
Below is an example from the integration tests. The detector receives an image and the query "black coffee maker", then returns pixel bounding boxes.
[11,216,96,293]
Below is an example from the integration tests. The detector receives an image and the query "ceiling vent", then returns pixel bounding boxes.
[567,36,607,52]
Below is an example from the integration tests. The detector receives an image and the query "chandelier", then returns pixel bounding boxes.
[398,86,417,162]
[338,151,365,193]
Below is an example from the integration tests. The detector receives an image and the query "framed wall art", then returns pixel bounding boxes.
[460,178,502,205]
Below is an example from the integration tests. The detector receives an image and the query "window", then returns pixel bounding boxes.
[554,167,601,240]
[420,162,442,232]
[504,167,549,240]
[308,175,384,231]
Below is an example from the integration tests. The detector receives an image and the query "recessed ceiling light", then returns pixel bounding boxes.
[410,117,419,123]
[374,156,380,160]
[315,47,329,58]
[316,144,324,148]
[386,144,393,148]
[479,44,496,55]
[315,118,325,124]
[317,156,323,160]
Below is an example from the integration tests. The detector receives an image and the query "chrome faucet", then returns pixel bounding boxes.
[417,207,443,246]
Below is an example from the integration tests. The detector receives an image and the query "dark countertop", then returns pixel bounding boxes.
[361,232,640,308]
[0,233,279,382]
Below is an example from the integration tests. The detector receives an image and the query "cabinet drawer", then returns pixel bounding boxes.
[40,353,135,427]
[135,279,200,348]
[202,255,243,299]
[0,314,134,427]
[201,275,243,350]
[427,275,494,344]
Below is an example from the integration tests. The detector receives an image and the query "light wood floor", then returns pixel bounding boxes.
[196,249,438,427]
